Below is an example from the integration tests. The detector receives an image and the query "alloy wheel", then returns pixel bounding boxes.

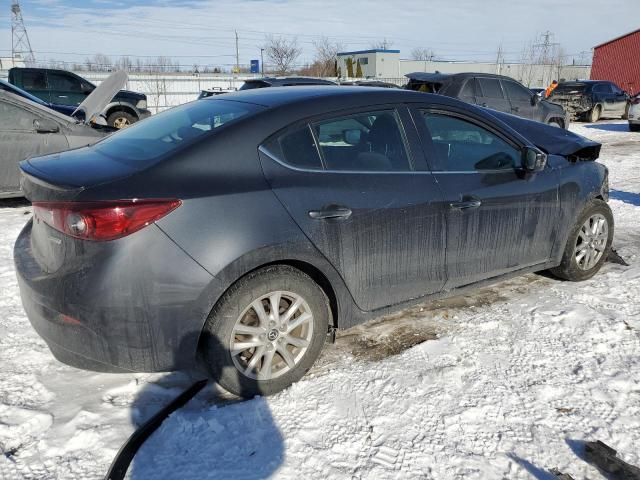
[113,117,131,129]
[230,291,314,380]
[574,213,608,270]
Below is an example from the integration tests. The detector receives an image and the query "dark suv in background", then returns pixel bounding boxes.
[8,67,151,128]
[547,80,630,122]
[406,72,568,128]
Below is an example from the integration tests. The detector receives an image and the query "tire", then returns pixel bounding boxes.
[548,120,563,128]
[199,265,330,398]
[630,123,640,132]
[588,105,601,123]
[107,111,137,129]
[622,103,630,120]
[550,199,613,281]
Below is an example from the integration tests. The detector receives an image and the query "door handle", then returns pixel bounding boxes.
[450,200,482,210]
[308,206,352,220]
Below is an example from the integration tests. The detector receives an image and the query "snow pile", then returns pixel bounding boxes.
[0,121,639,479]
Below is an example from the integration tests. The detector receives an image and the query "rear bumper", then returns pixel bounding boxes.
[14,220,216,372]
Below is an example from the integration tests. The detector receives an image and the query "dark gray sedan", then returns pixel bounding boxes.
[15,87,612,397]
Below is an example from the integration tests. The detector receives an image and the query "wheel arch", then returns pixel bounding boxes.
[105,103,138,120]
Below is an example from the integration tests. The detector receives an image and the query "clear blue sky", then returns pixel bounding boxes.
[2,0,638,69]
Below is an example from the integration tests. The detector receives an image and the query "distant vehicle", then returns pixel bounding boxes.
[0,79,77,117]
[548,80,630,122]
[15,86,611,397]
[629,93,640,132]
[197,86,236,99]
[0,72,126,198]
[8,67,151,128]
[238,77,337,90]
[406,72,569,128]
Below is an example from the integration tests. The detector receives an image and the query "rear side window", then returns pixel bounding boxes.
[263,125,323,170]
[312,110,411,171]
[593,84,612,93]
[422,111,520,171]
[502,80,532,102]
[478,78,504,99]
[22,71,47,90]
[92,99,252,165]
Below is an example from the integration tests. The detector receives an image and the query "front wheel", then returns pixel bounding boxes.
[199,265,330,398]
[550,199,613,281]
[588,105,601,123]
[107,111,137,129]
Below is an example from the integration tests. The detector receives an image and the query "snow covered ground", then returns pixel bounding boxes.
[0,121,639,479]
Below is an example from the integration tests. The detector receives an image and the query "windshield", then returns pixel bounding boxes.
[92,99,254,166]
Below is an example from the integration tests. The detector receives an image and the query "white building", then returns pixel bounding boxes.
[336,49,400,79]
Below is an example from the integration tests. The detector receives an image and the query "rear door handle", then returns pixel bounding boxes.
[308,206,352,220]
[450,200,482,210]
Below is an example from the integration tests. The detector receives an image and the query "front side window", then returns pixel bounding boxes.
[502,80,532,102]
[422,111,520,171]
[47,72,83,92]
[0,100,38,131]
[477,78,504,99]
[92,99,252,166]
[312,110,411,171]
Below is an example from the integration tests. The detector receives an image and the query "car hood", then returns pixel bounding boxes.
[73,71,128,124]
[490,110,601,161]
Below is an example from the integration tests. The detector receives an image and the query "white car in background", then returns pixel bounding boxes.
[629,93,640,132]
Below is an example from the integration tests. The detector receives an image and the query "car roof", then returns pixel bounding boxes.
[206,85,434,108]
[406,71,521,83]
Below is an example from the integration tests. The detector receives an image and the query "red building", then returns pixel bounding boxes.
[591,28,640,94]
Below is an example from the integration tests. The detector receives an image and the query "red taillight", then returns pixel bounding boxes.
[32,199,181,241]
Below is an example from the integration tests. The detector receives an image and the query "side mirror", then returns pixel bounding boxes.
[523,147,547,172]
[81,83,94,94]
[343,129,362,145]
[531,94,540,106]
[33,118,60,134]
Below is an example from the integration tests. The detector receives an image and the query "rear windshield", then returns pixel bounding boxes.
[554,83,587,93]
[92,99,254,165]
[239,81,269,90]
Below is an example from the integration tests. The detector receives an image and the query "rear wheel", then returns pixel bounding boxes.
[107,111,137,129]
[199,265,330,398]
[550,199,613,281]
[588,105,601,123]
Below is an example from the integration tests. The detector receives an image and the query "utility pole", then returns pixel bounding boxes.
[534,30,560,85]
[11,1,35,66]
[495,43,503,75]
[260,48,264,76]
[235,30,240,73]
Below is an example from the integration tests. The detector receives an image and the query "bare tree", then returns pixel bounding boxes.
[263,35,302,75]
[410,47,435,61]
[370,38,393,50]
[311,37,343,76]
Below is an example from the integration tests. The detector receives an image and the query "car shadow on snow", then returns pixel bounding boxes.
[583,122,631,132]
[126,331,284,479]
[507,453,563,480]
[610,189,640,207]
